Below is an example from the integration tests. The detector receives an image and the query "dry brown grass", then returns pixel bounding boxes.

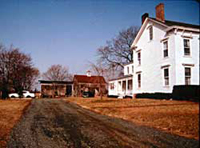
[67,97,199,140]
[0,99,31,147]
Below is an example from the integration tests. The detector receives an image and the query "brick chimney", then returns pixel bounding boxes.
[156,3,165,22]
[142,13,149,24]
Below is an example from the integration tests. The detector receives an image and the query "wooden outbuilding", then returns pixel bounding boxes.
[73,72,107,97]
[39,80,73,98]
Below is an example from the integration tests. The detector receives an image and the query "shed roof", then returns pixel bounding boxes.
[39,80,73,84]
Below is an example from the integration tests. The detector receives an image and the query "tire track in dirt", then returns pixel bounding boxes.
[7,99,199,148]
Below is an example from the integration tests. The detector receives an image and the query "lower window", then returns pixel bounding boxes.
[164,68,169,86]
[185,67,191,85]
[138,74,141,88]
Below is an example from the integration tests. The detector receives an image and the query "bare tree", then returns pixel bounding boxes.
[42,65,72,98]
[97,26,139,77]
[42,64,72,81]
[90,62,107,100]
[0,44,39,99]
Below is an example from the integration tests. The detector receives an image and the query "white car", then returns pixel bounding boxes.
[9,93,19,98]
[9,91,35,98]
[22,91,35,98]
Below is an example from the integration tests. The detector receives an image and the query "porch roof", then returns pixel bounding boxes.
[109,75,132,82]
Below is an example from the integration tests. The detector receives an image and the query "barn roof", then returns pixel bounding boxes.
[73,75,106,84]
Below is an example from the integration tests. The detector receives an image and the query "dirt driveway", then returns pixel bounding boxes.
[8,99,198,148]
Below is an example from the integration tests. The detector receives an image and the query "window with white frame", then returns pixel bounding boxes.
[184,39,190,56]
[128,79,132,90]
[185,67,191,85]
[110,83,114,90]
[163,41,168,57]
[132,65,134,73]
[149,26,153,40]
[138,51,141,65]
[127,67,129,74]
[118,81,121,91]
[122,81,126,91]
[137,73,141,88]
[164,68,169,86]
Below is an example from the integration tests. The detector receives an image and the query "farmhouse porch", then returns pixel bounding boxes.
[108,75,133,98]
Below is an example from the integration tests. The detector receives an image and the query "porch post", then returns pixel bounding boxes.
[121,80,122,92]
[126,79,128,95]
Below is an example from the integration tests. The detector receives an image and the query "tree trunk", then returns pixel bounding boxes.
[2,87,8,99]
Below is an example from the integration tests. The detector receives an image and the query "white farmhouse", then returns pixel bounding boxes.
[108,3,200,98]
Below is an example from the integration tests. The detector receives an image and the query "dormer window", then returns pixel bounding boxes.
[149,26,153,40]
[184,39,190,56]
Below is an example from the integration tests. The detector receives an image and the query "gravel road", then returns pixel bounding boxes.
[8,99,198,148]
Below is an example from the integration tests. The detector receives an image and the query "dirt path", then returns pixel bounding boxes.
[8,99,198,148]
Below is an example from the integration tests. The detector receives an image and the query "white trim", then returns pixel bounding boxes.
[161,64,170,69]
[181,35,193,39]
[146,24,153,29]
[160,37,169,42]
[136,71,142,74]
[136,49,141,52]
[165,26,200,33]
[131,18,169,48]
[182,63,195,67]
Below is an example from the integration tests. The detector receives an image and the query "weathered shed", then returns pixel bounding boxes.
[39,80,73,98]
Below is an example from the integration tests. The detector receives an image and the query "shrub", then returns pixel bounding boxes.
[136,93,172,99]
[172,85,200,101]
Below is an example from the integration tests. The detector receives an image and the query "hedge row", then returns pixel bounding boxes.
[135,85,199,101]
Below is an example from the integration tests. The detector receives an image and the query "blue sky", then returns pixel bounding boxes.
[0,0,199,75]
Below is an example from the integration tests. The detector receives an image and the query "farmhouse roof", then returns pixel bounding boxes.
[150,17,200,29]
[73,75,106,84]
[131,17,199,49]
[131,3,199,49]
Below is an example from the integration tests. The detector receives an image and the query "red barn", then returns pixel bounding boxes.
[73,71,107,97]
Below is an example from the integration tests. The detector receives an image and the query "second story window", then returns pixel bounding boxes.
[138,52,141,65]
[184,39,190,56]
[185,67,191,85]
[149,26,153,40]
[127,67,129,74]
[163,41,168,58]
[164,68,169,86]
[132,65,134,73]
